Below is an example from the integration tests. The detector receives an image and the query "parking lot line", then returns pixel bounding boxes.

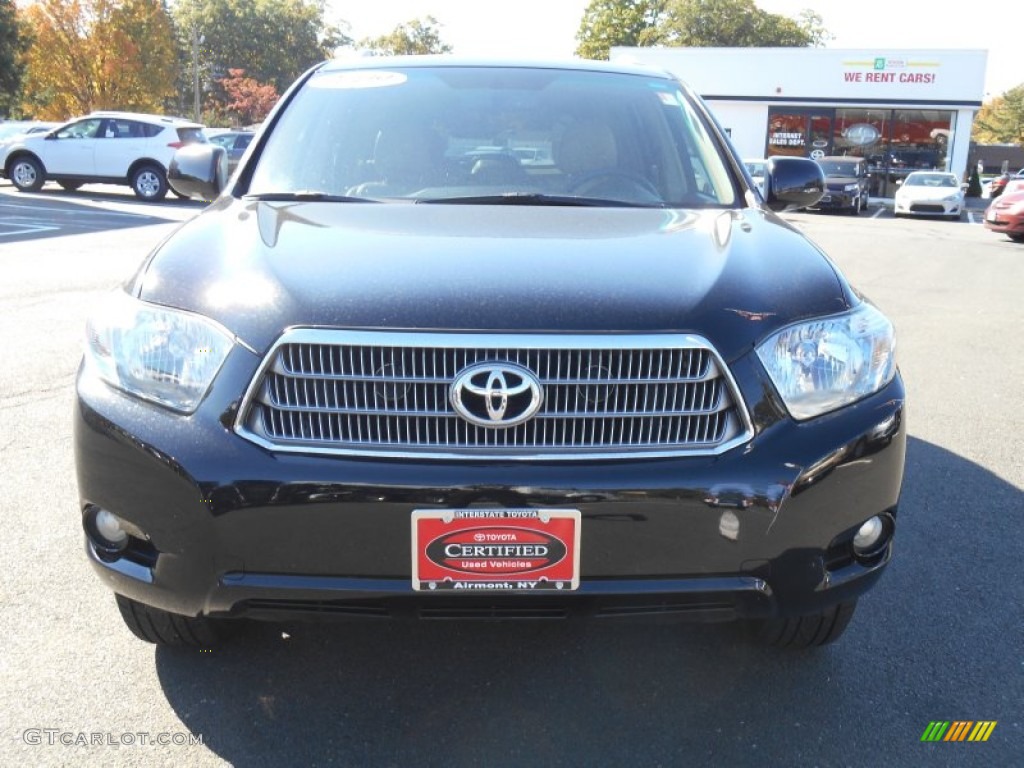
[0,223,60,237]
[0,201,154,219]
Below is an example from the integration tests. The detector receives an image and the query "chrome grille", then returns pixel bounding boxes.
[235,331,752,459]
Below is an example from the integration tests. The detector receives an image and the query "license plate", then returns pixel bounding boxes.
[412,509,580,592]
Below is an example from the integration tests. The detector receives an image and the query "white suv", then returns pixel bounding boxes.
[0,111,206,201]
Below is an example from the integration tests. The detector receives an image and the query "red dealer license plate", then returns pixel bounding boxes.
[412,509,581,592]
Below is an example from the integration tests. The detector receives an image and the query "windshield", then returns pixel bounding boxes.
[905,173,957,187]
[248,66,738,208]
[818,161,860,177]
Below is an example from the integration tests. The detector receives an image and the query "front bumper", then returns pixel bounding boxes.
[983,208,1024,236]
[894,197,962,217]
[75,350,906,624]
[810,189,860,211]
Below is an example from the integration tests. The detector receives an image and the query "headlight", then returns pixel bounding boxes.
[844,183,859,192]
[1008,201,1024,215]
[85,291,235,413]
[943,194,961,202]
[756,302,897,420]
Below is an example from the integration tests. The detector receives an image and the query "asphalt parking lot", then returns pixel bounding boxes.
[0,182,1021,767]
[0,184,202,240]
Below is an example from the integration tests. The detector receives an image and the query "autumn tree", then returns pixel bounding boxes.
[171,0,349,120]
[576,0,827,60]
[972,85,1024,145]
[220,68,278,127]
[20,0,177,120]
[0,0,29,117]
[359,16,452,56]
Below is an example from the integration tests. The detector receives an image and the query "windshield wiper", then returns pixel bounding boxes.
[414,193,665,208]
[243,191,377,203]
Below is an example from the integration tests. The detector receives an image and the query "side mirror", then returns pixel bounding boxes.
[168,144,227,202]
[764,156,825,212]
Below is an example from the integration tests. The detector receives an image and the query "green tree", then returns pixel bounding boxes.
[657,0,815,47]
[358,16,452,56]
[574,0,666,60]
[965,165,982,198]
[575,0,827,60]
[0,0,30,117]
[972,85,1024,145]
[20,0,177,119]
[171,0,349,120]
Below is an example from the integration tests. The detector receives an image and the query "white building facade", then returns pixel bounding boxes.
[610,48,987,197]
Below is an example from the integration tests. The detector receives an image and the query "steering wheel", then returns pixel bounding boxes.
[567,171,662,201]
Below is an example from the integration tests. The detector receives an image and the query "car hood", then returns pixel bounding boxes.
[135,200,851,360]
[990,191,1024,207]
[0,132,39,157]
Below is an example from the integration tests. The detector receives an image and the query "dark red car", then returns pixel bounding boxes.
[988,169,1024,198]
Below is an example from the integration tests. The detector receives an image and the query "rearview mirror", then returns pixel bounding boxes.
[168,144,227,202]
[764,157,825,212]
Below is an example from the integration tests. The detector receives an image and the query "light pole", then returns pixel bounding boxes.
[191,25,203,123]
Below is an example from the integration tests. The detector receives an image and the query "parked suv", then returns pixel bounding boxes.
[0,111,206,200]
[810,156,870,214]
[76,59,904,651]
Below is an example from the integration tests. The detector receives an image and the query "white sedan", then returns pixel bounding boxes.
[893,171,964,220]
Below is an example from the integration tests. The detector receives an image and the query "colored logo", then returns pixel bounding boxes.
[874,57,886,70]
[920,721,997,742]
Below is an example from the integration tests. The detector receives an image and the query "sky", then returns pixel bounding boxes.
[327,0,1020,100]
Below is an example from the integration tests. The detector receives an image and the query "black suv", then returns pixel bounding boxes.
[75,59,904,650]
[811,156,871,214]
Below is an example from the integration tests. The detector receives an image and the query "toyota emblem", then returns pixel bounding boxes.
[450,363,543,427]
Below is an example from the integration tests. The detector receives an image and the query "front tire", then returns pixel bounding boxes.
[115,594,231,647]
[9,156,45,192]
[130,164,168,201]
[747,599,858,648]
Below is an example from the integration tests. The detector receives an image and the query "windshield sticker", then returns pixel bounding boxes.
[309,71,407,89]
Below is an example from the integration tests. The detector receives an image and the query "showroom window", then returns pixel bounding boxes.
[766,107,956,197]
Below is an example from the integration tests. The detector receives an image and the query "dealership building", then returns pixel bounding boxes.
[611,48,987,198]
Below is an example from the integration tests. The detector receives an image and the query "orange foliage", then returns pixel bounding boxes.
[220,69,279,127]
[21,0,176,120]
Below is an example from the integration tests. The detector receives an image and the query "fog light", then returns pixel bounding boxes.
[85,507,130,560]
[95,508,128,545]
[853,516,884,554]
